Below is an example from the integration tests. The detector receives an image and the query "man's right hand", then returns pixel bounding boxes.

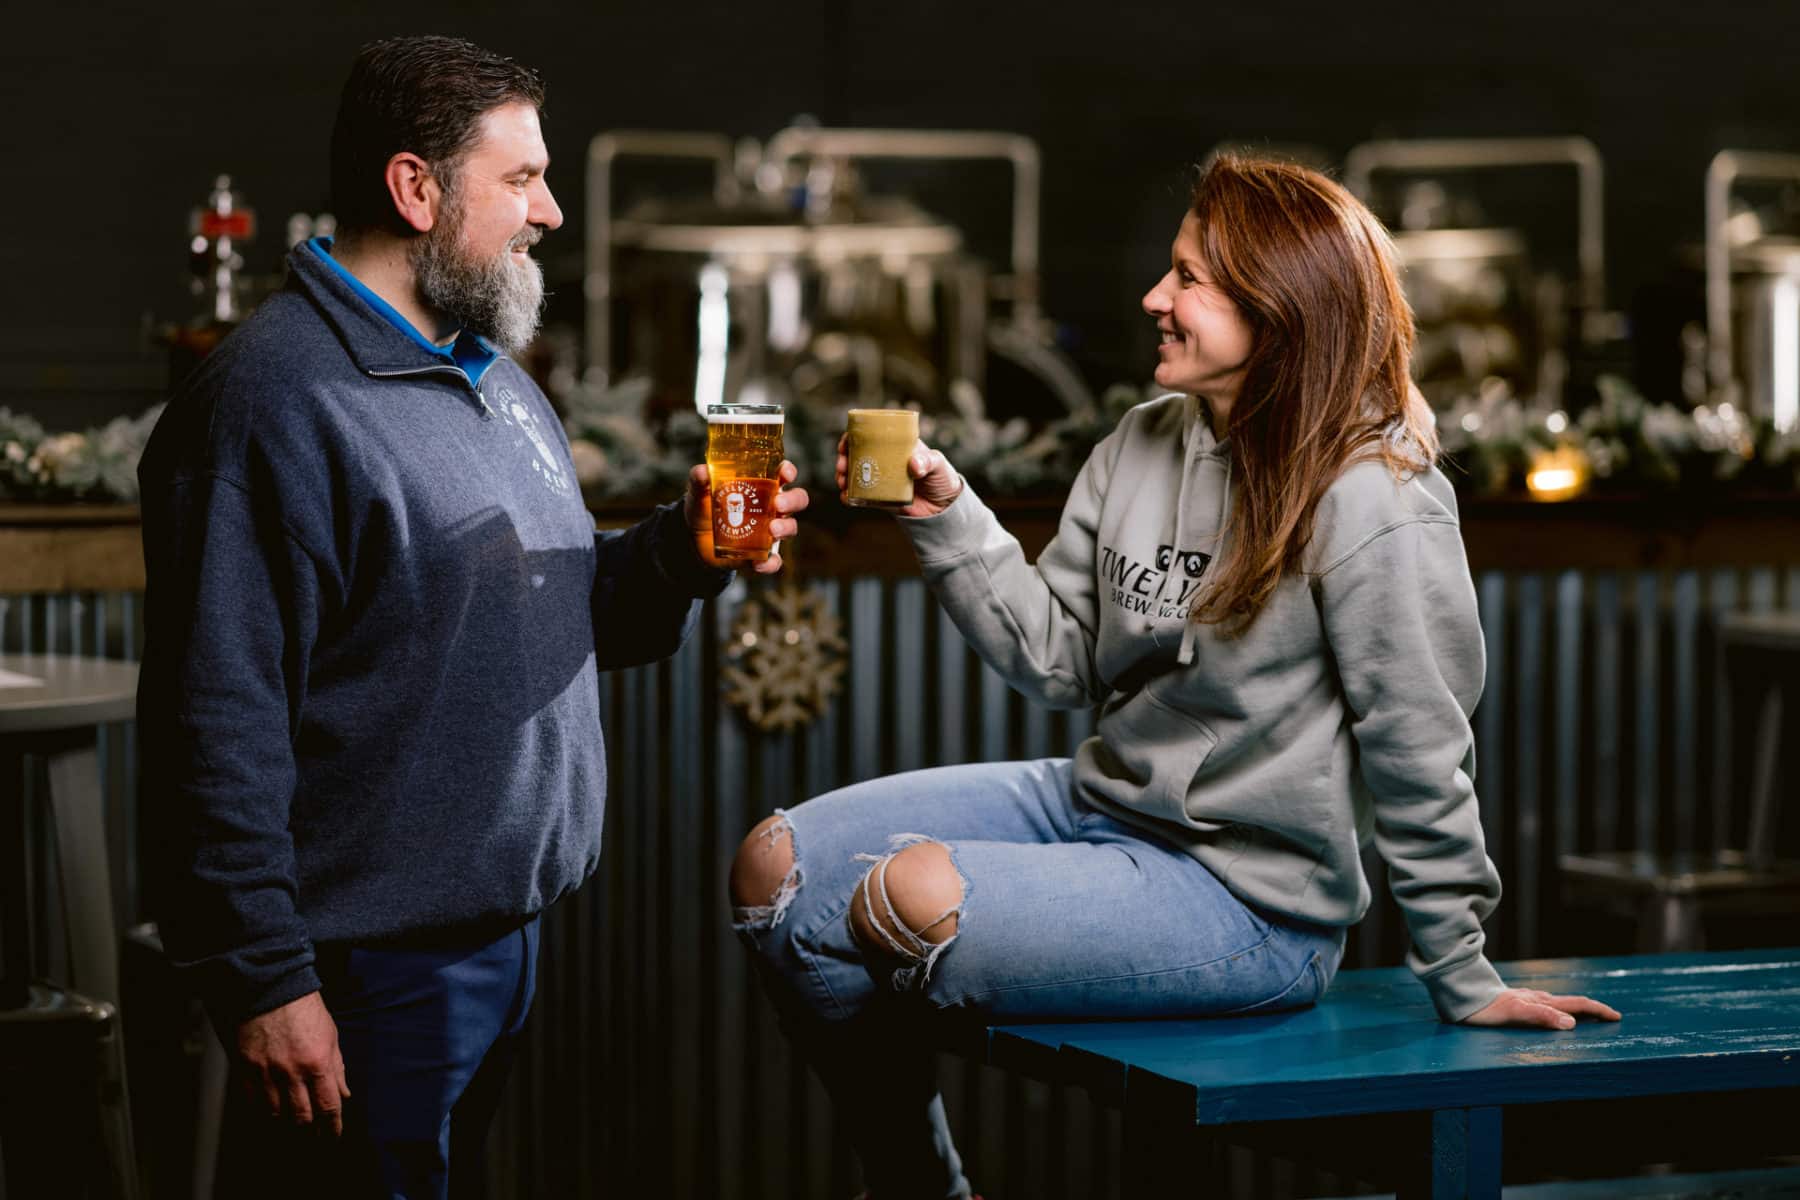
[234,990,352,1135]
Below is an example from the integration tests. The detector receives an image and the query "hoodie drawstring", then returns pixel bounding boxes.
[1178,443,1230,667]
[1160,395,1201,610]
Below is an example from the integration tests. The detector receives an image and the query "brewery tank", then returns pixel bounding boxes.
[1344,137,1608,408]
[1704,150,1800,434]
[586,126,1090,426]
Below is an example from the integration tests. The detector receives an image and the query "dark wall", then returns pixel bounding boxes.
[5,0,1798,428]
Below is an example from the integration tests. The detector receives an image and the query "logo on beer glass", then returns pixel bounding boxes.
[856,458,880,488]
[715,480,766,540]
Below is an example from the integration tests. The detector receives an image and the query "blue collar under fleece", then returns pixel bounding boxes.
[305,236,501,387]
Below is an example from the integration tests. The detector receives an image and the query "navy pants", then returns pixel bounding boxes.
[213,917,540,1200]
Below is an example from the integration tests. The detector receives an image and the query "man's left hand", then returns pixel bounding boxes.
[685,460,808,575]
[1462,987,1621,1030]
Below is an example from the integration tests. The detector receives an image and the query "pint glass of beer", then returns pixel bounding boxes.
[706,402,785,564]
[842,408,919,509]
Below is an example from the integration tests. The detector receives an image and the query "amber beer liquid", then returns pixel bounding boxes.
[843,408,919,509]
[706,403,784,564]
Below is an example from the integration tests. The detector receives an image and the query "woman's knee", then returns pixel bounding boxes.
[730,811,801,925]
[848,841,964,965]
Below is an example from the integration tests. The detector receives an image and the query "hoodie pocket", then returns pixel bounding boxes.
[1096,688,1219,828]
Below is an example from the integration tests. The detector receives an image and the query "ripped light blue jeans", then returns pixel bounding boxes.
[732,757,1346,1200]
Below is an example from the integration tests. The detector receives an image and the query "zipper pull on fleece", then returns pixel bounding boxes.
[473,386,497,421]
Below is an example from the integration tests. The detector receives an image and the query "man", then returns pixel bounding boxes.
[136,35,806,1196]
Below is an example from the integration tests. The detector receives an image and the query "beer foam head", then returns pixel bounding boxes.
[707,404,784,425]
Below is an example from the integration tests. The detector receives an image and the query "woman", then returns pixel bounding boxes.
[729,154,1619,1200]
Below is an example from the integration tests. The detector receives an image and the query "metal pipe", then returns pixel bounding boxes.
[585,132,736,381]
[986,322,1094,414]
[1343,137,1606,327]
[763,127,1043,332]
[1704,150,1800,394]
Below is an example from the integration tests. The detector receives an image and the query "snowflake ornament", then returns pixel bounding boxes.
[722,579,848,732]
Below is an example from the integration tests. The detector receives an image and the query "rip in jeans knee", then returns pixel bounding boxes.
[851,833,968,992]
[731,809,802,932]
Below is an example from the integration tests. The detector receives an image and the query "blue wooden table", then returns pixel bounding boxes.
[982,949,1800,1199]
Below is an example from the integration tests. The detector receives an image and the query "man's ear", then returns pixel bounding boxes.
[384,152,440,234]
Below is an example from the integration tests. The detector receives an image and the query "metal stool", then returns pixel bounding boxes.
[1561,612,1800,951]
[122,922,232,1200]
[1,653,141,1199]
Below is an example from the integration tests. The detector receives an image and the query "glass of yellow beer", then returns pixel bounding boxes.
[842,408,919,509]
[706,402,785,564]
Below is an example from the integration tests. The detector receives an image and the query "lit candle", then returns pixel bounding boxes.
[1525,445,1590,501]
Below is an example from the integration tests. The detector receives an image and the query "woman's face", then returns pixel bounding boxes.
[1141,210,1253,403]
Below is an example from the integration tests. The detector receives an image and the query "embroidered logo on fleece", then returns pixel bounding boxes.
[1101,543,1213,618]
[492,384,572,496]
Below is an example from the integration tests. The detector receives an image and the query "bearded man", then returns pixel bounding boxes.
[136,35,806,1197]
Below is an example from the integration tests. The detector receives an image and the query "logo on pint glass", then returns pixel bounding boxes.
[854,457,881,489]
[714,480,767,540]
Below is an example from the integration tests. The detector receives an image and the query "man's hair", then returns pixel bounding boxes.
[329,35,545,235]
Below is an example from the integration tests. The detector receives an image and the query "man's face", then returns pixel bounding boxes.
[411,101,564,356]
[447,102,563,267]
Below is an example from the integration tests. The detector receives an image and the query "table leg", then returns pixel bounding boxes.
[1396,1105,1502,1200]
[1641,894,1702,953]
[1,737,29,1009]
[1746,682,1783,868]
[46,733,120,1007]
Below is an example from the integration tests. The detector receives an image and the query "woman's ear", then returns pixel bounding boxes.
[383,152,440,234]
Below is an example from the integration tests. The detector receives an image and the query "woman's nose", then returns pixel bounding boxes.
[1142,275,1172,315]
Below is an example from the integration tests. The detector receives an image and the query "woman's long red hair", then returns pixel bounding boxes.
[1187,154,1437,632]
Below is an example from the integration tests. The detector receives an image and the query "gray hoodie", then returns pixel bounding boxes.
[902,392,1506,1021]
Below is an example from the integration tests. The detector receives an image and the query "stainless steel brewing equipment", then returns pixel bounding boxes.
[1706,150,1800,434]
[1345,137,1606,405]
[586,126,1089,423]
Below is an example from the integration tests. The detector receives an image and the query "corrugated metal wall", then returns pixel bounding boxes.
[5,561,1799,1198]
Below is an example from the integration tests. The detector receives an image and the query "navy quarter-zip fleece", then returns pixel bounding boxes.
[138,242,730,1025]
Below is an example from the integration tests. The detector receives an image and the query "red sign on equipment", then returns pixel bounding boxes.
[197,210,256,240]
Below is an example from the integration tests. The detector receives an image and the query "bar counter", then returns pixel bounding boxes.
[8,492,1800,592]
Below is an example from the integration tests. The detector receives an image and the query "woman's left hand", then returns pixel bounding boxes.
[1461,987,1621,1030]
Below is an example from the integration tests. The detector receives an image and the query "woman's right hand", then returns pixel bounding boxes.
[836,435,964,519]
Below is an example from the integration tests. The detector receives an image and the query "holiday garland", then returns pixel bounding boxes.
[1437,376,1800,496]
[562,375,1800,504]
[4,376,1796,508]
[0,405,164,504]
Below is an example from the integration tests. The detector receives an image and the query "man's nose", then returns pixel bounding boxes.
[532,180,564,231]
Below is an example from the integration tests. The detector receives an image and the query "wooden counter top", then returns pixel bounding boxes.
[0,504,146,594]
[599,492,1800,576]
[6,492,1799,595]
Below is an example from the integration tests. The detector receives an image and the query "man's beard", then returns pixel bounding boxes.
[410,189,545,357]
